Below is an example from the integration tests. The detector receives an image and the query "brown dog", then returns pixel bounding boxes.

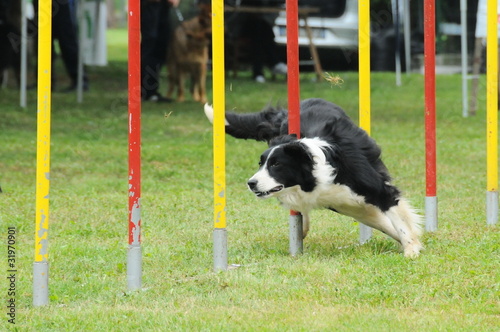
[166,4,211,103]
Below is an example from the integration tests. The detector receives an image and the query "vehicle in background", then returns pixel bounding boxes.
[273,0,358,52]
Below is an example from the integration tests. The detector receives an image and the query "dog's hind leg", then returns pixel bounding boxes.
[358,209,401,244]
[198,63,207,103]
[166,72,175,99]
[385,199,423,258]
[191,65,203,102]
[177,70,185,102]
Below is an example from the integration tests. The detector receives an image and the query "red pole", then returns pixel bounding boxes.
[286,0,302,255]
[128,0,141,245]
[127,0,142,289]
[424,0,437,230]
[424,0,436,197]
[286,0,300,136]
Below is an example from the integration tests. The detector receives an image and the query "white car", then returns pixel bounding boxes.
[273,0,358,50]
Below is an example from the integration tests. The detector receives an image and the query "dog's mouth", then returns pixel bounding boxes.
[253,185,284,198]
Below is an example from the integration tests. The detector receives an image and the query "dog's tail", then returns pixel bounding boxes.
[204,103,286,143]
[204,103,228,125]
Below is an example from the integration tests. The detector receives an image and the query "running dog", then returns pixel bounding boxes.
[204,98,423,257]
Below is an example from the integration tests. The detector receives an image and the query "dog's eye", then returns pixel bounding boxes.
[258,161,263,167]
[270,161,280,168]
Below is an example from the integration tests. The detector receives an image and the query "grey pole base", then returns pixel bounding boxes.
[33,261,49,306]
[213,228,228,271]
[359,224,372,244]
[486,191,498,225]
[289,213,303,256]
[127,245,142,291]
[425,196,438,232]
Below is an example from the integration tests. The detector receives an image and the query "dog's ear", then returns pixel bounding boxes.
[269,134,297,147]
[282,141,313,163]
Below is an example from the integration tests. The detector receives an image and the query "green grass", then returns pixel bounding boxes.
[1,29,499,330]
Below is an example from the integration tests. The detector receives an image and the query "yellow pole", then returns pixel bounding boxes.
[33,0,52,306]
[212,0,228,270]
[359,0,371,135]
[486,0,498,224]
[358,0,372,242]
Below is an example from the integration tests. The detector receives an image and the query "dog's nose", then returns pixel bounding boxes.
[247,179,257,190]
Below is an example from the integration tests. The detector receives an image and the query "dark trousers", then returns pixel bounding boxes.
[240,15,279,78]
[140,1,171,98]
[52,1,84,85]
[33,0,88,87]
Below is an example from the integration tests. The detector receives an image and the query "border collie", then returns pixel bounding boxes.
[204,98,423,257]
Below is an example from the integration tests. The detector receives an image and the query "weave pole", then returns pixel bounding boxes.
[33,0,52,307]
[486,0,498,225]
[286,0,303,256]
[424,0,438,231]
[212,0,228,271]
[127,0,142,290]
[358,0,373,243]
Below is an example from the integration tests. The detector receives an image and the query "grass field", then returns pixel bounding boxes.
[1,29,499,331]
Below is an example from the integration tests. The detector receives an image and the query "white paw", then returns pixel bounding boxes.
[403,241,423,258]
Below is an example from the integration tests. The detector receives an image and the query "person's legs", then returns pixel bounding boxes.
[257,17,287,75]
[241,15,286,82]
[52,0,88,90]
[141,1,170,100]
[240,15,265,80]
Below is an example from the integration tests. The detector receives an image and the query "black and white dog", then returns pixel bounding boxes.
[204,98,423,257]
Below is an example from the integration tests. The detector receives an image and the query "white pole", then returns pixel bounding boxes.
[289,214,303,256]
[460,0,468,117]
[359,224,372,244]
[93,0,101,61]
[392,0,402,86]
[127,245,142,290]
[33,262,49,306]
[487,191,499,225]
[213,229,228,271]
[403,0,411,73]
[425,196,438,232]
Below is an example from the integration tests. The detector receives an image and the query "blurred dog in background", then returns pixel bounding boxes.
[166,3,211,103]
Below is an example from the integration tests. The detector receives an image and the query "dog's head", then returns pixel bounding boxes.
[247,135,319,198]
[197,3,212,31]
[180,3,212,44]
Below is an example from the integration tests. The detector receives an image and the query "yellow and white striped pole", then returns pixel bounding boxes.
[33,0,52,307]
[486,0,498,225]
[212,0,228,271]
[358,0,373,242]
